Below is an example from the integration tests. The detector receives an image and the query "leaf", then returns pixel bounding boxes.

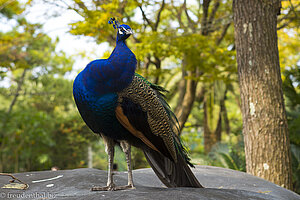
[2,183,28,190]
[257,190,272,194]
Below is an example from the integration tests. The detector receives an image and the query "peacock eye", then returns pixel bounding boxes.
[119,27,126,35]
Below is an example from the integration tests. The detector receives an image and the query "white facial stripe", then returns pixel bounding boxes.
[118,27,132,35]
[125,29,132,34]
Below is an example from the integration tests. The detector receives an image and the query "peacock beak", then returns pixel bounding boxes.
[125,29,133,35]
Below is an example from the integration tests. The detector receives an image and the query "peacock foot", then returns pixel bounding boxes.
[91,183,135,191]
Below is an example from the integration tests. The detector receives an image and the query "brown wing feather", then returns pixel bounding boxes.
[118,75,177,162]
[115,105,161,153]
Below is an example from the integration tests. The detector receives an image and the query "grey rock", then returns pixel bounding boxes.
[0,166,299,200]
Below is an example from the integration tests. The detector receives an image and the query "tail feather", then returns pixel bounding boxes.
[143,147,204,188]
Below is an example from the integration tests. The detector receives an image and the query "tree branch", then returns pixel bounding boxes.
[0,173,29,190]
[154,0,165,31]
[7,68,27,115]
[277,17,297,30]
[172,2,186,30]
[136,1,154,29]
[0,0,16,12]
[216,22,231,45]
[207,0,220,31]
[278,3,300,22]
[183,0,196,32]
[201,0,211,35]
[6,92,57,96]
[277,2,300,29]
[42,0,71,10]
[288,0,299,18]
[153,55,161,84]
[118,0,128,15]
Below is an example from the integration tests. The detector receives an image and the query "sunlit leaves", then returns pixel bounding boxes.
[278,28,300,72]
[0,2,78,172]
[0,22,73,74]
[69,0,137,44]
[0,0,24,18]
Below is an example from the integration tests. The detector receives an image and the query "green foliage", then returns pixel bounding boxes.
[69,0,138,45]
[92,140,109,170]
[181,126,246,172]
[50,113,94,169]
[0,0,24,18]
[0,23,72,75]
[284,70,300,146]
[0,5,83,172]
[0,74,96,172]
[131,147,149,169]
[278,3,300,192]
[66,0,237,84]
[181,128,204,154]
[282,67,300,193]
[208,137,246,172]
[291,144,300,193]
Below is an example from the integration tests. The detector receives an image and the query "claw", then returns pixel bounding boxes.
[91,184,135,191]
[91,183,115,191]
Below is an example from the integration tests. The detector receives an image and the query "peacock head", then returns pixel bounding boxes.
[109,17,133,42]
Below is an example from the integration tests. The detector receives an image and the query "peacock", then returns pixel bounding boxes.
[73,18,203,191]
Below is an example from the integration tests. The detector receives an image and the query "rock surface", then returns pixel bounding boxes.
[0,166,299,200]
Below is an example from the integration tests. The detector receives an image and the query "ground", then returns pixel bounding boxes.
[0,166,299,200]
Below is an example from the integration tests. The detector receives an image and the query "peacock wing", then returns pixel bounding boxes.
[116,74,177,162]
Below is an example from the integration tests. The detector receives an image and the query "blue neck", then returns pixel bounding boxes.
[116,33,130,43]
[82,40,136,96]
[109,40,130,60]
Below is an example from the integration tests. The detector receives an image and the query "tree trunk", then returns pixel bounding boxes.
[175,71,198,133]
[88,144,93,168]
[174,56,199,133]
[221,89,230,134]
[203,93,222,153]
[7,68,27,115]
[233,0,292,189]
[174,68,187,115]
[0,68,27,172]
[153,56,161,84]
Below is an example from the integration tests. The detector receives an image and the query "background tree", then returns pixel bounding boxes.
[233,0,292,189]
[0,1,94,172]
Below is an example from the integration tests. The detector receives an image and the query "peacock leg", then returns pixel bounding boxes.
[91,134,116,191]
[118,140,135,189]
